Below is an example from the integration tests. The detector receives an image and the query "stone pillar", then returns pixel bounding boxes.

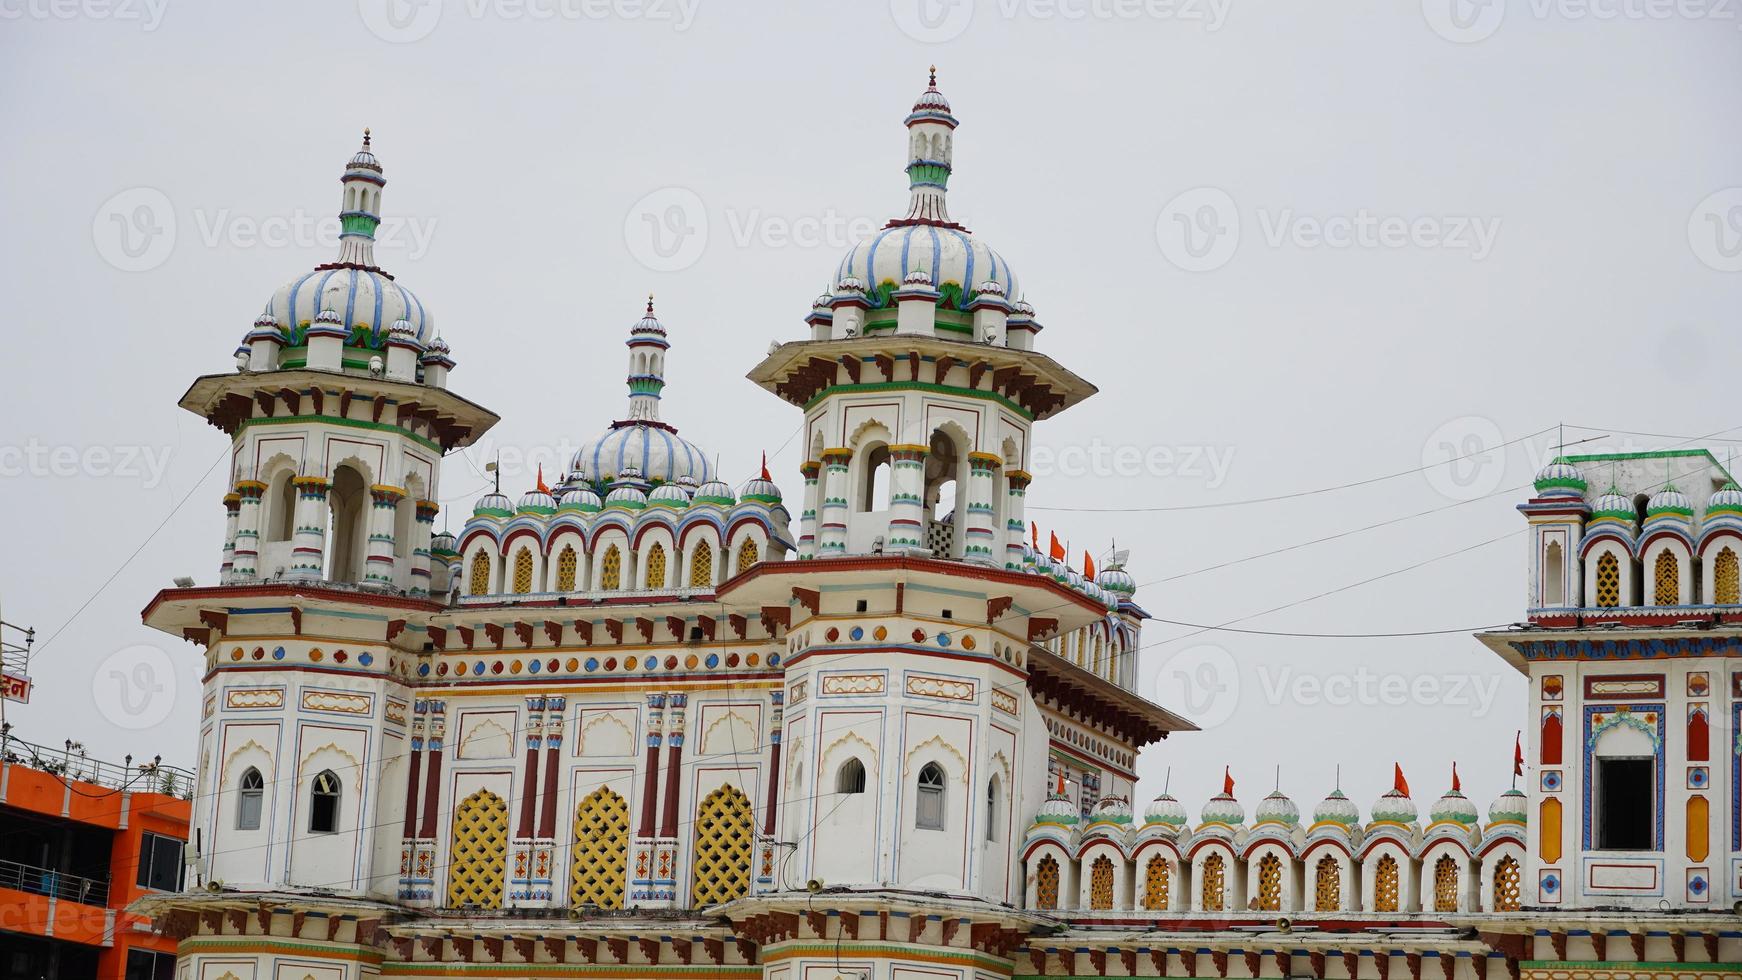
[408,700,446,906]
[816,449,853,557]
[219,493,240,583]
[654,693,686,906]
[410,499,438,595]
[756,690,784,893]
[630,694,665,906]
[537,696,564,906]
[287,477,330,581]
[1004,469,1031,570]
[963,452,1002,565]
[364,485,405,589]
[887,445,930,554]
[508,696,545,905]
[230,480,267,581]
[797,460,821,559]
[399,701,427,900]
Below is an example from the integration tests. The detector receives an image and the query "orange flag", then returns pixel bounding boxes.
[1030,522,1039,548]
[1222,766,1235,796]
[1513,731,1524,777]
[1451,762,1461,793]
[536,464,551,495]
[1084,550,1097,580]
[1393,763,1410,796]
[1048,532,1066,562]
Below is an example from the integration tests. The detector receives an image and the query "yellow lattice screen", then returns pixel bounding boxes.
[645,543,666,588]
[1201,853,1225,911]
[446,790,508,909]
[1493,856,1521,912]
[1375,854,1400,912]
[1596,552,1620,608]
[1433,855,1458,912]
[1035,855,1060,910]
[569,787,629,909]
[689,541,712,588]
[469,550,491,596]
[1655,550,1680,606]
[736,539,758,574]
[691,785,753,907]
[1257,853,1282,911]
[512,548,533,594]
[1314,855,1340,911]
[601,545,621,590]
[1718,548,1740,605]
[1142,856,1169,911]
[556,546,577,591]
[1089,855,1114,910]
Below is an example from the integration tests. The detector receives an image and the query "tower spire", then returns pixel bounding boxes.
[335,127,385,268]
[899,65,960,227]
[625,294,668,423]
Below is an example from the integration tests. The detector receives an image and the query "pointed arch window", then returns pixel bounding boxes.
[836,758,867,795]
[1654,549,1680,606]
[1433,854,1459,912]
[1142,855,1169,911]
[1201,852,1226,911]
[1035,854,1061,910]
[735,538,759,574]
[1492,855,1521,911]
[1543,540,1565,605]
[600,545,622,590]
[1374,854,1400,912]
[915,762,945,830]
[447,789,508,909]
[691,785,754,907]
[1257,852,1283,911]
[689,540,713,588]
[569,787,629,909]
[308,770,341,834]
[1314,854,1341,911]
[1595,551,1621,608]
[236,767,264,830]
[1089,854,1115,910]
[1717,547,1740,604]
[645,542,667,589]
[512,547,534,594]
[555,545,578,591]
[468,549,491,596]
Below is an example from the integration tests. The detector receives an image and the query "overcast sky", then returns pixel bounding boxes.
[2,0,1739,817]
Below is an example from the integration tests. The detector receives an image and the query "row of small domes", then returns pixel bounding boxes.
[1534,459,1742,520]
[475,472,781,518]
[1039,785,1526,832]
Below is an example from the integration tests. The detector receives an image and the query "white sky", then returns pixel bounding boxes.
[2,0,1739,819]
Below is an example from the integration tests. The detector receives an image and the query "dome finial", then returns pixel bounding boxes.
[646,293,655,316]
[362,126,371,147]
[928,64,937,88]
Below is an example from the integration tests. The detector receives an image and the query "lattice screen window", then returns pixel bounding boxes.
[1089,855,1115,910]
[1142,856,1169,911]
[1035,855,1060,910]
[1717,548,1740,605]
[1655,550,1680,606]
[689,541,713,588]
[446,790,508,909]
[569,787,628,909]
[556,546,578,592]
[1433,855,1458,912]
[1595,552,1620,608]
[1493,856,1521,912]
[736,539,759,574]
[1374,854,1400,912]
[469,550,491,596]
[691,785,753,907]
[1201,853,1225,911]
[600,545,622,590]
[1314,855,1340,911]
[1257,853,1282,911]
[512,548,534,595]
[645,543,667,589]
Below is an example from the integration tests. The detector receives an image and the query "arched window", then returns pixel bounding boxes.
[1314,855,1341,911]
[512,547,534,594]
[1433,854,1459,912]
[858,445,890,512]
[1257,852,1282,911]
[308,770,341,834]
[600,545,622,590]
[1654,549,1680,606]
[1543,540,1565,605]
[1492,855,1521,912]
[555,545,578,591]
[689,540,713,588]
[268,472,296,543]
[836,758,867,795]
[327,465,368,583]
[1595,551,1621,608]
[569,787,629,909]
[915,762,945,830]
[736,538,759,574]
[645,543,667,589]
[1089,854,1115,910]
[1717,547,1741,605]
[447,789,508,909]
[468,549,491,596]
[1142,855,1169,911]
[1201,853,1226,911]
[1035,854,1061,910]
[986,775,1000,842]
[236,767,264,830]
[692,785,754,906]
[1374,854,1400,912]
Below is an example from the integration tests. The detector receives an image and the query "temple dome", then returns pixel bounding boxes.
[1142,793,1189,829]
[1254,790,1300,828]
[1311,789,1360,828]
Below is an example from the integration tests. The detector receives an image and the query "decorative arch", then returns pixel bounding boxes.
[644,541,668,589]
[1374,853,1400,912]
[902,735,968,781]
[1492,855,1521,911]
[599,544,623,590]
[1715,545,1741,604]
[1256,852,1283,911]
[511,546,535,594]
[1088,854,1115,910]
[447,789,508,909]
[554,544,579,592]
[1200,851,1227,911]
[468,548,492,596]
[1035,853,1062,911]
[735,537,759,574]
[1314,853,1342,911]
[1433,853,1459,912]
[569,787,629,909]
[1594,550,1621,608]
[691,785,755,906]
[1142,853,1170,911]
[688,539,713,588]
[1652,547,1681,606]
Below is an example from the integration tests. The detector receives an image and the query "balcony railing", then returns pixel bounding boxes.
[0,857,109,906]
[0,733,194,799]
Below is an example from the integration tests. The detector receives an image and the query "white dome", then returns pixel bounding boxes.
[571,422,713,487]
[832,225,1019,314]
[1428,789,1480,827]
[1254,789,1300,828]
[1200,793,1244,827]
[1591,491,1636,523]
[1487,789,1528,826]
[693,481,735,506]
[647,484,691,508]
[1143,793,1189,828]
[1096,567,1137,596]
[1647,486,1692,517]
[1311,789,1360,828]
[1033,794,1078,827]
[557,487,602,512]
[1710,483,1742,513]
[739,477,782,504]
[265,266,433,347]
[603,486,647,509]
[517,490,555,513]
[1533,458,1586,495]
[474,492,512,516]
[1370,789,1418,826]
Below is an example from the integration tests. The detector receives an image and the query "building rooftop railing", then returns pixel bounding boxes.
[0,731,194,799]
[0,856,109,906]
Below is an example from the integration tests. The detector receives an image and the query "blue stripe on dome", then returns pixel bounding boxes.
[309,269,340,326]
[898,226,913,282]
[280,270,321,330]
[950,229,975,307]
[342,269,360,332]
[927,225,941,290]
[865,227,897,305]
[409,287,426,338]
[367,270,385,343]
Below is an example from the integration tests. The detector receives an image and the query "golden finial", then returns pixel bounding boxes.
[928,65,937,88]
[645,293,655,315]
[362,127,372,147]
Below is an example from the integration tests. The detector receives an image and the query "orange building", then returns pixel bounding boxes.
[0,733,192,980]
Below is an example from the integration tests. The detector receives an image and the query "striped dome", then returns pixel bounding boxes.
[833,225,1019,312]
[1488,789,1528,826]
[571,422,714,487]
[1647,486,1693,518]
[557,487,602,512]
[517,490,555,515]
[647,484,691,508]
[1370,789,1418,826]
[1096,567,1137,596]
[1200,793,1245,827]
[1312,789,1360,828]
[1254,790,1300,828]
[265,266,433,347]
[1710,483,1742,515]
[1591,491,1636,524]
[1533,458,1586,496]
[1429,788,1480,826]
[1143,793,1189,828]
